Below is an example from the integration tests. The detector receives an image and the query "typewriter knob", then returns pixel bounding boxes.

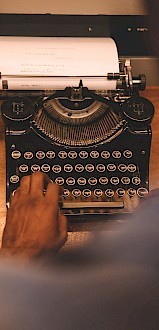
[1,96,34,129]
[122,96,154,129]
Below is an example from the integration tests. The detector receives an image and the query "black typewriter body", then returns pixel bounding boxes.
[1,84,154,222]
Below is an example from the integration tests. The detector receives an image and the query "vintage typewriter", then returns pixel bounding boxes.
[0,36,154,222]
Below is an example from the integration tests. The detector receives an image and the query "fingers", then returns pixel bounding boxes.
[10,187,20,206]
[45,182,61,227]
[45,181,60,202]
[10,173,47,203]
[30,172,51,197]
[10,173,61,207]
[19,175,31,195]
[9,172,65,223]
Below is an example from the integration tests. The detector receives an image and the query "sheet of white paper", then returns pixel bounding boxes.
[0,37,119,90]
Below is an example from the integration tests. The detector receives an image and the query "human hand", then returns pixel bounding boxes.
[1,172,67,259]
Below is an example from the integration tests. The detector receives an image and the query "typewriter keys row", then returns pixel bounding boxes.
[11,185,148,199]
[62,187,148,198]
[17,162,137,175]
[11,149,133,160]
[10,171,141,186]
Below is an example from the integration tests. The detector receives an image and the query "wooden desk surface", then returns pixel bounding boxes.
[0,87,159,246]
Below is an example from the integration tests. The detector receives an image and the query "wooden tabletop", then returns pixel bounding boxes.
[0,87,159,247]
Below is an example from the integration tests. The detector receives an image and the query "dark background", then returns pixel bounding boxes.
[0,14,154,56]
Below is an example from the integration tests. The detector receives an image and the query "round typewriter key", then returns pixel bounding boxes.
[85,164,94,172]
[90,150,99,159]
[11,150,21,159]
[68,151,77,159]
[75,164,84,173]
[118,164,127,172]
[88,177,97,185]
[105,189,114,198]
[79,150,88,159]
[66,177,75,186]
[112,150,121,159]
[36,151,45,159]
[55,177,64,185]
[52,165,61,173]
[24,151,33,160]
[55,177,64,186]
[72,189,81,198]
[107,164,116,172]
[123,150,133,158]
[62,189,70,198]
[58,151,67,159]
[127,188,136,197]
[94,189,103,197]
[116,188,125,197]
[64,164,73,173]
[101,151,110,159]
[99,177,108,185]
[19,164,29,173]
[10,175,19,184]
[46,151,55,159]
[31,164,40,172]
[41,164,50,173]
[110,177,119,185]
[137,187,148,198]
[77,177,86,185]
[132,176,141,185]
[82,189,91,198]
[96,164,105,172]
[127,164,137,173]
[121,177,130,185]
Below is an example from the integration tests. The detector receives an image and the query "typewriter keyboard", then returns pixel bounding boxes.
[8,133,149,217]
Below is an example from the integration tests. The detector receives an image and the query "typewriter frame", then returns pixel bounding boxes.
[0,57,154,224]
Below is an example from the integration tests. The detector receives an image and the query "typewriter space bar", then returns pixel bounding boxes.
[62,201,124,209]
